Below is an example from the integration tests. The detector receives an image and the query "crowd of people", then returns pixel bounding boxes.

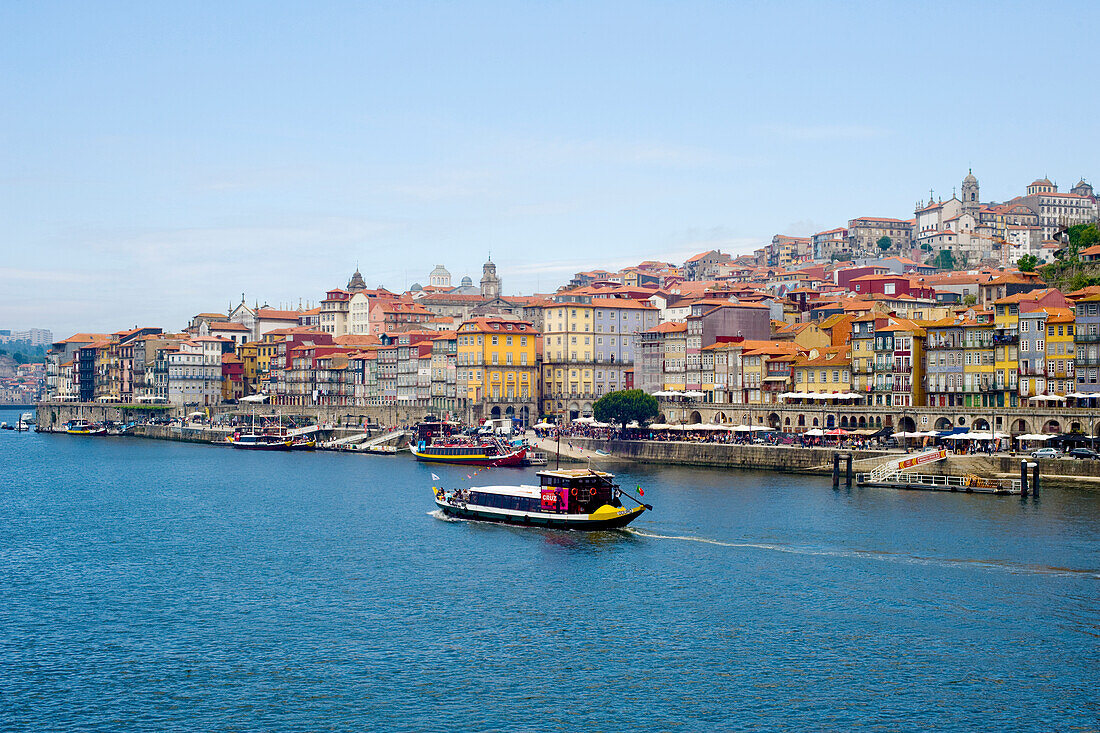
[531,422,1035,454]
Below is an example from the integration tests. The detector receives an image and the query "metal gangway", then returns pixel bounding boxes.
[323,429,408,450]
[865,448,948,483]
[873,472,1023,494]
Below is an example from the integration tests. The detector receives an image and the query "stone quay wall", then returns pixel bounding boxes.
[35,401,403,433]
[566,437,888,473]
[565,437,1100,487]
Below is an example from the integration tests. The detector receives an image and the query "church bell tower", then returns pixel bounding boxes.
[961,169,980,217]
[480,256,501,299]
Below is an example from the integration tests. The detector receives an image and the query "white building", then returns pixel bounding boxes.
[1004,225,1043,264]
[168,337,227,407]
[348,291,373,334]
[1012,178,1098,239]
[0,328,53,346]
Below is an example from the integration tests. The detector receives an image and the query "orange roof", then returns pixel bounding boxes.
[988,273,1040,285]
[792,346,851,367]
[646,322,687,334]
[57,333,110,344]
[739,339,801,356]
[264,327,325,337]
[256,309,302,320]
[459,318,535,332]
[588,298,656,310]
[994,288,1063,305]
[850,216,912,224]
[334,335,382,346]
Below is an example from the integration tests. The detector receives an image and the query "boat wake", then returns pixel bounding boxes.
[427,509,465,523]
[626,529,1100,579]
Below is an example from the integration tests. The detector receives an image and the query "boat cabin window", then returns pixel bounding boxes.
[539,474,607,489]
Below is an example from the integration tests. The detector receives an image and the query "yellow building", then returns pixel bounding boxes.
[541,300,595,416]
[1045,309,1075,396]
[739,341,799,405]
[993,298,1022,407]
[238,342,259,395]
[962,315,996,408]
[457,318,538,424]
[791,347,852,395]
[773,320,831,350]
[540,296,658,420]
[256,336,282,380]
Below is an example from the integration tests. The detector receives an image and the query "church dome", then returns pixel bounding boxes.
[410,282,423,292]
[963,169,977,184]
[347,269,367,291]
[461,275,473,287]
[430,264,450,278]
[1030,178,1053,187]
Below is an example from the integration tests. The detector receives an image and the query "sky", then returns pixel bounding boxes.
[2,1,1098,336]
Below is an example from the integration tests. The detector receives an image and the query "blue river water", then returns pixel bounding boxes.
[1,407,1097,731]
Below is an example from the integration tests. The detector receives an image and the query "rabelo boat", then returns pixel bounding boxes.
[433,468,649,530]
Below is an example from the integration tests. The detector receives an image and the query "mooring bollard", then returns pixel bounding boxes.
[1020,459,1029,497]
[845,453,854,488]
[832,453,840,489]
[1032,462,1040,497]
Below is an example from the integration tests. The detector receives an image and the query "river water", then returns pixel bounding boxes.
[1,407,1097,731]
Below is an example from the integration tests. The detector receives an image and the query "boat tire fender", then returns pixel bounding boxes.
[589,487,596,496]
[571,488,578,497]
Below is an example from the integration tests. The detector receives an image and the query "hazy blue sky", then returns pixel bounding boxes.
[2,1,1097,335]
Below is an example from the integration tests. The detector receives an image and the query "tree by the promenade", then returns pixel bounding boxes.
[593,389,659,429]
[876,235,892,252]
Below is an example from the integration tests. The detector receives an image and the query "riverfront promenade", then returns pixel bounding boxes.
[34,400,1100,486]
[560,436,1100,488]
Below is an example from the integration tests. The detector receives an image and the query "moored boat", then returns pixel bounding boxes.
[65,419,106,436]
[228,433,292,450]
[433,468,649,530]
[412,438,526,466]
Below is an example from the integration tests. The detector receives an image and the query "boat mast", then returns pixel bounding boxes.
[556,424,561,470]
